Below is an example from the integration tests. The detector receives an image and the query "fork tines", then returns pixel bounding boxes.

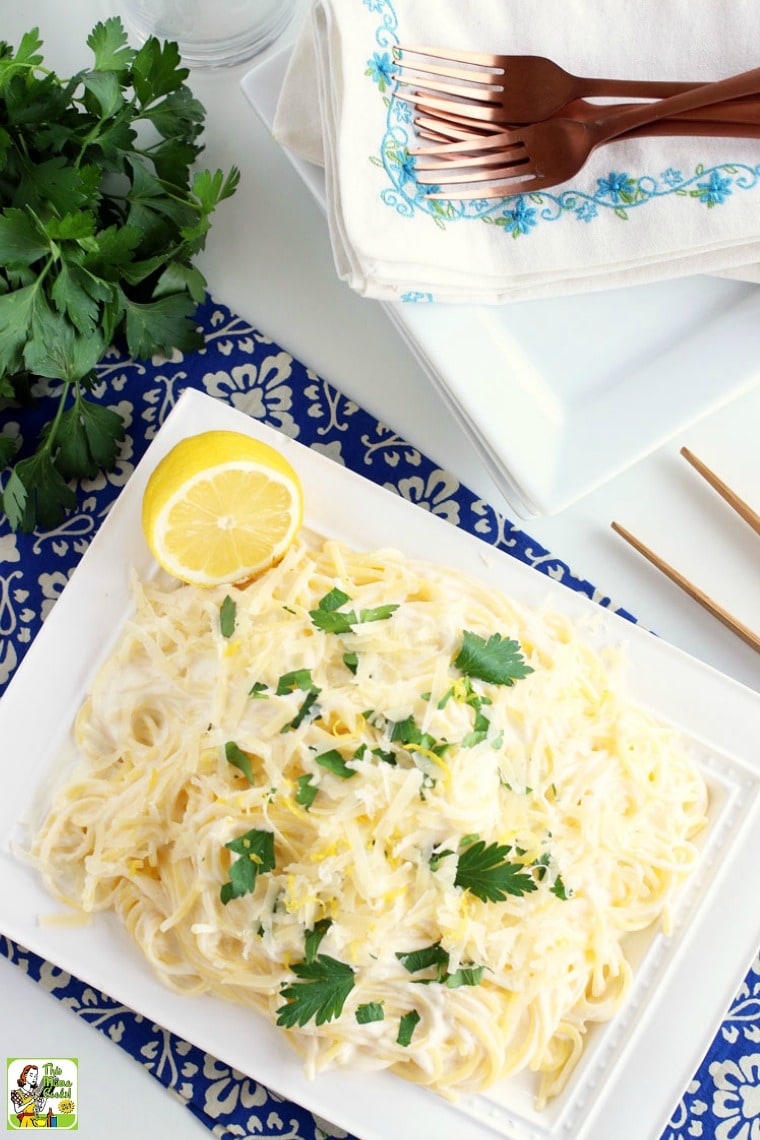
[394,42,507,117]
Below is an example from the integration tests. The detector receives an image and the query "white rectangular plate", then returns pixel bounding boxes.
[2,390,760,1140]
[240,49,760,519]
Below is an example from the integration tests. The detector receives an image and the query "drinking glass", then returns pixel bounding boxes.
[121,0,298,68]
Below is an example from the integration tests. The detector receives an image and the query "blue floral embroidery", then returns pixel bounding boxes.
[693,168,733,206]
[364,0,760,233]
[661,167,683,187]
[365,50,395,92]
[596,171,636,204]
[400,291,434,302]
[575,200,598,223]
[499,196,538,237]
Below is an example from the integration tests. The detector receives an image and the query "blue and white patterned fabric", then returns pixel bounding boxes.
[1,296,759,1139]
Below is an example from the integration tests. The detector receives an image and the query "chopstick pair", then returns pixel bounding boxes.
[612,447,760,655]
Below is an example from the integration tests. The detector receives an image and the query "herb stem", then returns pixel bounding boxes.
[42,379,73,458]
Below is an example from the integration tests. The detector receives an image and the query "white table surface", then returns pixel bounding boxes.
[2,3,759,1137]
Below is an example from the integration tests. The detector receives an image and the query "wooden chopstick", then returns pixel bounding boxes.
[610,521,760,654]
[611,448,760,655]
[680,446,760,537]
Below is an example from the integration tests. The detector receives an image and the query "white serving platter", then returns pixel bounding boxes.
[2,390,760,1140]
[240,48,760,519]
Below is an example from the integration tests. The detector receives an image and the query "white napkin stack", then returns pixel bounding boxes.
[274,0,760,304]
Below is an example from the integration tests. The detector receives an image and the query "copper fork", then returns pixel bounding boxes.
[413,101,760,150]
[411,66,760,198]
[413,96,760,141]
[394,46,702,125]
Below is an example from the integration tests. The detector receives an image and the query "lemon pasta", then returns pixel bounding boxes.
[31,533,708,1107]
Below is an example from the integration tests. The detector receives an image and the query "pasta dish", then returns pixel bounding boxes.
[31,533,708,1107]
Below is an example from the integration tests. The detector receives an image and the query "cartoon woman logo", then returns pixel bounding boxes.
[9,1065,54,1129]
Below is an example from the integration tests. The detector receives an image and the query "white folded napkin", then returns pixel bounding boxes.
[274,0,760,304]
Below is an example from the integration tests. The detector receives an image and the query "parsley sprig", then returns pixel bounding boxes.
[454,631,533,686]
[454,839,538,903]
[0,19,239,531]
[276,954,356,1029]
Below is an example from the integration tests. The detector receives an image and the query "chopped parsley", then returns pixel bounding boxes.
[248,681,269,699]
[276,955,355,1028]
[276,668,315,694]
[355,1001,385,1024]
[551,875,571,900]
[280,688,321,733]
[454,631,533,686]
[396,1009,421,1047]
[224,740,255,784]
[304,918,332,963]
[219,595,236,638]
[219,828,274,905]
[315,749,358,780]
[295,773,318,809]
[309,589,398,635]
[396,942,449,980]
[454,839,538,903]
[390,716,449,759]
[396,941,484,988]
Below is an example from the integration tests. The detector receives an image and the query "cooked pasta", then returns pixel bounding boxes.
[31,532,708,1107]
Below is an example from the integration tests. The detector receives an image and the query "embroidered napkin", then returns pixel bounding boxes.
[273,0,760,303]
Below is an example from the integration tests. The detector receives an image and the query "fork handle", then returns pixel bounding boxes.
[592,66,760,140]
[581,77,701,100]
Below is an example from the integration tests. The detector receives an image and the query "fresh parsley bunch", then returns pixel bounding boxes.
[0,19,239,532]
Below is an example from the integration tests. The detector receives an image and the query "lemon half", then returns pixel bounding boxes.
[141,430,304,586]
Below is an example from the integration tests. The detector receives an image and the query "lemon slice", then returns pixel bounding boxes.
[141,430,304,586]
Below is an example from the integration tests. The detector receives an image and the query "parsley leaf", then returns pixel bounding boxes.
[396,1010,421,1047]
[454,840,538,903]
[396,942,449,981]
[219,595,236,638]
[390,716,449,759]
[295,773,318,809]
[304,918,332,964]
[355,1002,384,1024]
[224,741,255,784]
[396,942,484,988]
[316,749,357,780]
[280,688,321,733]
[2,450,76,532]
[454,631,533,686]
[219,828,274,904]
[87,17,136,72]
[276,955,356,1028]
[48,388,125,481]
[308,589,398,634]
[276,669,315,695]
